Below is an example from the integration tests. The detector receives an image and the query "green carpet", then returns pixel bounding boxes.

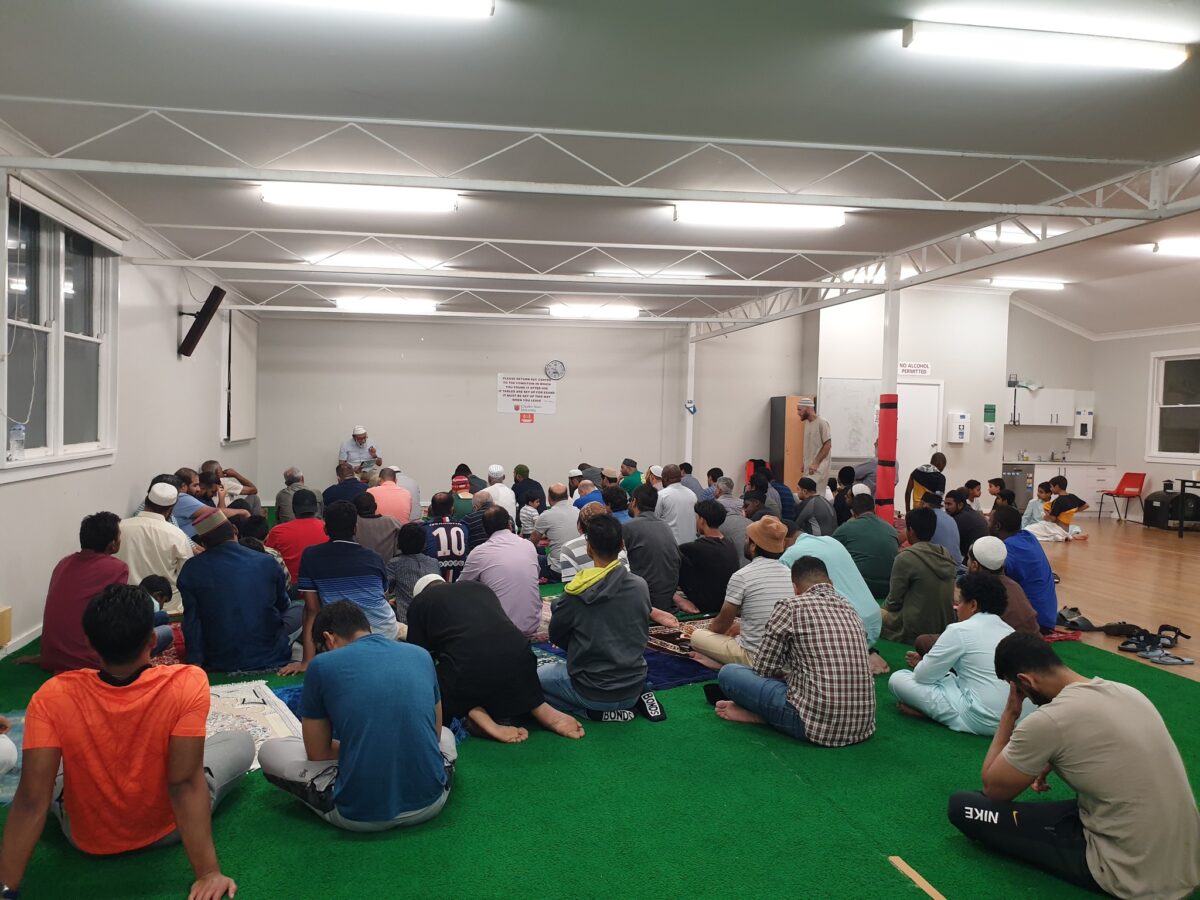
[1,640,1196,899]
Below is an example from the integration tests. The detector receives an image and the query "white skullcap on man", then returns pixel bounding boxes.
[487,464,505,478]
[413,574,445,598]
[148,483,179,506]
[971,536,1008,571]
[352,425,367,436]
[851,483,872,497]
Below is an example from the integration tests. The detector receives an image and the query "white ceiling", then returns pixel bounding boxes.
[0,0,1198,329]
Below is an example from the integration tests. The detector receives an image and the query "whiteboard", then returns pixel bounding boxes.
[818,377,881,459]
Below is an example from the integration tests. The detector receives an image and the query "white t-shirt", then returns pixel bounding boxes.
[482,482,518,521]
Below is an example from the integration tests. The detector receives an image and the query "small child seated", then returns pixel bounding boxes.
[1022,482,1052,529]
[1026,476,1089,542]
[993,489,1016,509]
[138,575,176,656]
[964,480,983,511]
[519,495,541,537]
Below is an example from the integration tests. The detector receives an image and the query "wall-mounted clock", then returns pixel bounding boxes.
[544,359,567,380]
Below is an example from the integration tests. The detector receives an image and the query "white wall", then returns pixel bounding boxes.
[691,314,806,490]
[255,318,688,501]
[818,287,1009,492]
[0,241,250,646]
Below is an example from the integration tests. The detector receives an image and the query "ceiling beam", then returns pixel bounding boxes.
[224,304,711,325]
[224,278,753,299]
[1,156,1161,219]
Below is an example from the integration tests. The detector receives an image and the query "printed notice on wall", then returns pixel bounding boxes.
[497,374,557,414]
[898,361,932,377]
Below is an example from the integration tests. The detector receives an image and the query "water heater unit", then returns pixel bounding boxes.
[946,412,970,444]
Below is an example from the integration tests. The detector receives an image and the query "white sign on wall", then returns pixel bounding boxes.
[898,361,932,377]
[497,374,557,414]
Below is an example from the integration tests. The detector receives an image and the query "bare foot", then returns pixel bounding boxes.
[690,651,723,671]
[467,707,529,744]
[11,655,41,666]
[673,592,700,615]
[531,703,585,739]
[714,700,766,725]
[895,702,929,720]
[869,653,891,676]
[1071,533,1089,541]
[650,608,680,628]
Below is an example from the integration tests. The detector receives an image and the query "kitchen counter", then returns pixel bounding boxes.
[1002,460,1114,466]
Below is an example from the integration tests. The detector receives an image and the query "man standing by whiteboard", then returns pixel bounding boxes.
[797,397,832,486]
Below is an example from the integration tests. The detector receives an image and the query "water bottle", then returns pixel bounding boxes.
[7,423,24,461]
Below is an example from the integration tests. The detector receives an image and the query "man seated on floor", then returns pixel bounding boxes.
[622,484,681,613]
[423,492,469,583]
[180,508,301,673]
[742,490,769,523]
[281,501,398,676]
[690,516,793,669]
[922,490,964,569]
[460,491,495,552]
[602,485,631,524]
[1025,475,1090,542]
[781,526,883,650]
[904,452,947,515]
[200,459,260,517]
[833,492,899,600]
[0,585,252,899]
[367,467,413,523]
[571,479,603,511]
[963,537,1040,638]
[558,502,630,581]
[323,461,368,508]
[990,506,1058,633]
[387,523,440,625]
[679,462,705,499]
[259,601,457,832]
[531,482,579,584]
[793,477,838,536]
[675,500,739,615]
[276,466,322,523]
[352,491,401,561]
[265,488,327,584]
[450,475,475,520]
[512,463,546,512]
[408,576,584,742]
[539,515,652,719]
[946,488,989,561]
[714,556,875,747]
[769,469,796,523]
[749,471,782,519]
[948,633,1200,898]
[36,512,130,674]
[880,507,956,645]
[1021,482,1052,530]
[459,506,540,638]
[713,476,742,518]
[656,464,698,545]
[117,483,193,612]
[889,573,1016,735]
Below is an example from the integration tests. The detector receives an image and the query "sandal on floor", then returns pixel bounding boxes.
[1101,622,1143,637]
[1151,651,1195,666]
[1052,572,1061,584]
[1138,646,1168,659]
[1119,630,1158,653]
[1157,625,1192,650]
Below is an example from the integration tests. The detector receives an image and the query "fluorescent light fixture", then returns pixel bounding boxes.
[989,277,1065,291]
[6,239,25,250]
[8,278,26,293]
[1151,238,1200,257]
[63,281,74,296]
[591,269,711,280]
[903,20,1189,70]
[674,201,846,229]
[261,182,458,213]
[549,303,640,320]
[250,0,494,18]
[971,226,1064,245]
[307,252,434,269]
[336,297,439,315]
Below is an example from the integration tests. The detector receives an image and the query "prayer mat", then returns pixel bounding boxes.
[532,642,714,692]
[0,710,27,805]
[208,681,301,771]
[647,618,715,657]
[532,600,554,642]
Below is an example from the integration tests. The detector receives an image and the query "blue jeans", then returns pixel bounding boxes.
[537,662,639,717]
[717,664,806,741]
[153,624,174,656]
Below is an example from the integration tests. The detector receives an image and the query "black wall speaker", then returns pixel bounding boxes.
[178,287,227,357]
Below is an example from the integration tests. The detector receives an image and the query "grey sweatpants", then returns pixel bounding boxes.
[51,730,255,850]
[257,730,456,832]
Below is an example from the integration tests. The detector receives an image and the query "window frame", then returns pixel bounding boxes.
[1,193,119,484]
[1145,348,1200,464]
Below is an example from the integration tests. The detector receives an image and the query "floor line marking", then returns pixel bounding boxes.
[888,855,947,900]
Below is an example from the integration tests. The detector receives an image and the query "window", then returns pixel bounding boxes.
[3,197,117,476]
[1147,351,1200,462]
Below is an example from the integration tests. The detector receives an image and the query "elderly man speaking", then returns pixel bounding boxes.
[338,425,382,473]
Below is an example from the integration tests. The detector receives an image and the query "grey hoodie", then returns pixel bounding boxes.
[548,565,651,702]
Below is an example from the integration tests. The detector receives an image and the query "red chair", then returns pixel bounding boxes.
[1098,472,1146,521]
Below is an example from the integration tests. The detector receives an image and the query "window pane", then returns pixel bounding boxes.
[64,337,100,445]
[6,201,40,324]
[63,230,96,336]
[1159,406,1200,454]
[5,325,48,453]
[1162,358,1200,406]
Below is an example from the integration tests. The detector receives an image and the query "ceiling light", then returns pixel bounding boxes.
[63,281,74,296]
[549,303,641,320]
[261,182,459,213]
[307,252,434,269]
[250,0,494,18]
[673,202,846,229]
[591,269,711,280]
[336,297,439,315]
[1151,238,1200,257]
[990,277,1065,291]
[903,21,1189,70]
[971,226,1065,245]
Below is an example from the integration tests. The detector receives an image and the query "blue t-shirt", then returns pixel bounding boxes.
[300,634,446,821]
[297,541,394,634]
[573,489,604,510]
[931,507,964,568]
[423,517,468,582]
[173,492,206,539]
[322,479,368,508]
[1003,530,1058,629]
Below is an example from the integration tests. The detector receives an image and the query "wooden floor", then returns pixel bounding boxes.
[1045,517,1200,682]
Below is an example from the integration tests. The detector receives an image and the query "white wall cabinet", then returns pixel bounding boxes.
[1005,387,1083,427]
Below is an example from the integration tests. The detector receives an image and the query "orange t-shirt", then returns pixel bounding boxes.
[23,665,210,855]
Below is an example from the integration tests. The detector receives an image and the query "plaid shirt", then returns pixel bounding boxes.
[753,582,876,747]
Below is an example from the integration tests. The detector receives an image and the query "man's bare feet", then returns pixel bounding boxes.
[895,701,929,720]
[714,700,766,725]
[11,654,41,666]
[466,707,529,744]
[869,652,891,676]
[1071,533,1088,541]
[673,592,700,615]
[649,608,680,628]
[690,651,722,671]
[531,703,585,739]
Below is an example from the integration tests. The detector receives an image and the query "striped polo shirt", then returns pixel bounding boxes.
[297,540,396,636]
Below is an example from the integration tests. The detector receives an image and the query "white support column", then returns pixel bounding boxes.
[881,257,901,394]
[684,329,696,462]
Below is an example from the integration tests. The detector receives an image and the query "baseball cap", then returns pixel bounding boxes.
[746,515,787,554]
[352,425,367,436]
[971,536,1007,571]
[451,475,470,491]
